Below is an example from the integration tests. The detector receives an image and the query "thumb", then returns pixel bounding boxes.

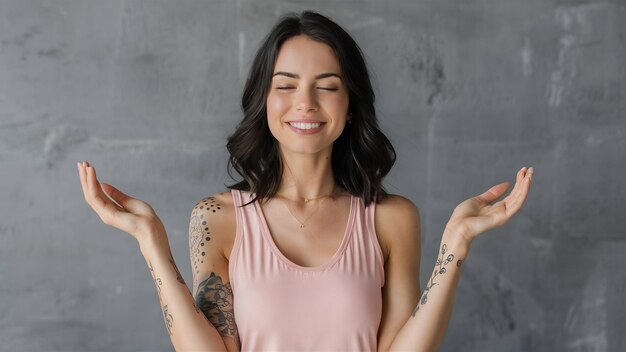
[100,183,146,213]
[475,181,510,204]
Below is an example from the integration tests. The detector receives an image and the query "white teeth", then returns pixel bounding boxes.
[289,122,322,130]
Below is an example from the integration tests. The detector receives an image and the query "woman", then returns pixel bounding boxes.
[77,10,532,352]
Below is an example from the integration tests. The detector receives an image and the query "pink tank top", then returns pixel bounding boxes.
[228,189,385,352]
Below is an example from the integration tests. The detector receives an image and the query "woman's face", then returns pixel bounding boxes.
[266,35,350,156]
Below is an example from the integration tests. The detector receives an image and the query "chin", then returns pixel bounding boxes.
[279,142,333,156]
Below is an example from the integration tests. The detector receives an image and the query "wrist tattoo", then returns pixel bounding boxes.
[411,244,463,317]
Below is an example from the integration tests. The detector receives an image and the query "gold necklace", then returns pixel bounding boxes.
[303,195,327,203]
[276,189,335,229]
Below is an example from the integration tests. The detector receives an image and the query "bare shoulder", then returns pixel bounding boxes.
[374,194,421,261]
[376,193,419,215]
[191,190,236,259]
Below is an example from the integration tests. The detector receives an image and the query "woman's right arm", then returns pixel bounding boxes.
[189,194,241,352]
[77,162,229,351]
[139,232,229,351]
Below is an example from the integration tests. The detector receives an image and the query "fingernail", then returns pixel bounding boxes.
[529,166,534,173]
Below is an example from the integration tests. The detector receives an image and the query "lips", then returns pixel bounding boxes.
[288,121,322,129]
[286,121,325,135]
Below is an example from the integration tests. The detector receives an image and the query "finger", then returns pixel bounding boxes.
[505,167,533,215]
[85,165,120,209]
[86,165,121,216]
[496,166,528,207]
[86,166,138,230]
[509,166,527,197]
[77,162,87,198]
[78,161,93,200]
[85,164,101,200]
[79,161,108,211]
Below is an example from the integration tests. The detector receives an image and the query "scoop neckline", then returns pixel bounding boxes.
[253,194,356,272]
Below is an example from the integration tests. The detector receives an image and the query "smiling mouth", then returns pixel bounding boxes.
[288,122,323,130]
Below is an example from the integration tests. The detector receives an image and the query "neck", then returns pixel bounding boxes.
[276,148,337,202]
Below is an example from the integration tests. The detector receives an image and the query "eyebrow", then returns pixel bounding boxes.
[272,71,342,80]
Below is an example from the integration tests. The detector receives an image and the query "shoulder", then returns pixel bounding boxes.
[190,190,237,259]
[191,190,236,227]
[375,193,420,218]
[194,190,235,209]
[374,194,421,232]
[373,194,421,261]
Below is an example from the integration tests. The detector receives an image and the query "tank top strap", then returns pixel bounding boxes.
[231,188,249,207]
[362,197,386,287]
[228,189,258,293]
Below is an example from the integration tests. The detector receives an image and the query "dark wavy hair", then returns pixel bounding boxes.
[226,10,395,207]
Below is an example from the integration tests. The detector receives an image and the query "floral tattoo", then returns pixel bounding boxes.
[411,244,464,317]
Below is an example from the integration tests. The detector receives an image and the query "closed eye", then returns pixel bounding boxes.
[276,87,338,91]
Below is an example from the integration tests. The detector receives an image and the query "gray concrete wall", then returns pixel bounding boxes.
[1,1,624,351]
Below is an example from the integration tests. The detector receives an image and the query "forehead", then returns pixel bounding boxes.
[273,35,341,74]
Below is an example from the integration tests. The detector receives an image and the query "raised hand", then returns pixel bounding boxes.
[445,166,533,245]
[77,161,165,244]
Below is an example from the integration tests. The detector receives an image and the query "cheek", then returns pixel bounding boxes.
[325,94,349,117]
[266,93,291,121]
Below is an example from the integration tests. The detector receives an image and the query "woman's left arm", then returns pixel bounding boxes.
[387,166,533,352]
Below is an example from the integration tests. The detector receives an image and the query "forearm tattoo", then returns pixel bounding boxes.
[147,250,201,336]
[411,244,464,317]
[189,197,222,290]
[148,261,174,335]
[166,247,201,314]
[168,249,186,286]
[195,272,239,348]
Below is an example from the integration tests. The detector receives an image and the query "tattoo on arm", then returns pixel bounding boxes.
[166,248,201,314]
[195,272,240,350]
[411,244,464,317]
[148,261,174,335]
[162,305,174,334]
[168,250,186,286]
[190,197,222,291]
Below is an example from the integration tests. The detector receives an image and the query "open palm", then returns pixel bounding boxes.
[77,161,165,243]
[446,167,533,243]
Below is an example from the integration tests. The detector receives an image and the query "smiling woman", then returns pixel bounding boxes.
[226,12,396,207]
[77,10,532,352]
[266,35,350,154]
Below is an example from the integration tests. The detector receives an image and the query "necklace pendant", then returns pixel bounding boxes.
[304,198,310,203]
[300,224,305,228]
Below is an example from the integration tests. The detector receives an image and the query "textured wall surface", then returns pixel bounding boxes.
[1,1,625,351]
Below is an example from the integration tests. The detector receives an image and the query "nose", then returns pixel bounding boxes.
[295,86,318,113]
